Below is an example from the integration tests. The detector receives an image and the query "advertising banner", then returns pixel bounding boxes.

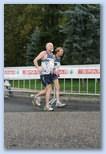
[4,65,100,80]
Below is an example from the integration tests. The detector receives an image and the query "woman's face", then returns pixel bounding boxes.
[58,49,64,57]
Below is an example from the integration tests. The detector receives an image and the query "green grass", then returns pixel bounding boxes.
[10,79,100,94]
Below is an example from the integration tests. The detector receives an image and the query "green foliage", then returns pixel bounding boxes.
[26,29,40,65]
[62,4,100,64]
[4,4,100,66]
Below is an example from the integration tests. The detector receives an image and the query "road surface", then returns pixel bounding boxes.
[4,96,100,112]
[4,95,101,149]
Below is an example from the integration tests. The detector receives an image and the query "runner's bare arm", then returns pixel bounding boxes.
[33,51,45,70]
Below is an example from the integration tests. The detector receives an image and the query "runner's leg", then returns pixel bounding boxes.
[44,84,53,111]
[53,79,60,102]
[35,88,46,97]
[54,79,66,107]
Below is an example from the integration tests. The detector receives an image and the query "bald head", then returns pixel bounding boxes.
[46,42,54,52]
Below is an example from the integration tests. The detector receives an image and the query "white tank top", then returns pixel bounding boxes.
[41,52,54,75]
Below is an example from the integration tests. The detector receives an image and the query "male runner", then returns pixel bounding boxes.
[33,42,54,111]
[32,46,66,108]
[52,47,66,107]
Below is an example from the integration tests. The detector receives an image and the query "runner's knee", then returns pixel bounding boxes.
[55,85,60,91]
[46,84,52,92]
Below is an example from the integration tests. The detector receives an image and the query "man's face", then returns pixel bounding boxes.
[46,43,54,52]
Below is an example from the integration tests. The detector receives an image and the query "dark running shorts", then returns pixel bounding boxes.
[52,73,59,80]
[40,74,53,87]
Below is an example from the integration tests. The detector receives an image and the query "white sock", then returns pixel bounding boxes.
[56,101,60,104]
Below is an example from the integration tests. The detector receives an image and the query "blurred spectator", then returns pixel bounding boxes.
[4,80,13,97]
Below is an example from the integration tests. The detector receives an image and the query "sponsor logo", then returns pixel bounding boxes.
[4,69,16,75]
[70,70,73,74]
[78,69,100,74]
[22,69,40,75]
[16,70,19,74]
[58,69,68,74]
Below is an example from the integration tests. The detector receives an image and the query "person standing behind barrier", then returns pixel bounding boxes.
[4,80,13,97]
[52,47,66,107]
[33,42,54,111]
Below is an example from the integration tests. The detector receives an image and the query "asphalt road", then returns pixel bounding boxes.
[4,95,100,112]
[4,95,101,149]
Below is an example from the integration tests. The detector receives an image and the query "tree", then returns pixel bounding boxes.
[4,4,100,66]
[25,4,69,65]
[26,29,40,65]
[62,4,100,64]
[38,4,67,48]
[4,4,27,66]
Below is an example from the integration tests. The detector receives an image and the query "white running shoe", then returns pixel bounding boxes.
[30,94,34,97]
[44,105,54,111]
[56,101,66,107]
[32,96,41,106]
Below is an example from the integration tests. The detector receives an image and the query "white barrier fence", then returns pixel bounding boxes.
[4,65,100,95]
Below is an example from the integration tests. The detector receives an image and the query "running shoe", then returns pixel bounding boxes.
[56,101,66,107]
[44,105,54,111]
[30,94,34,97]
[32,96,41,106]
